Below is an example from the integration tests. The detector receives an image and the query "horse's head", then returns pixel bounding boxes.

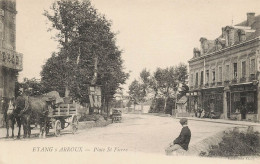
[7,99,15,115]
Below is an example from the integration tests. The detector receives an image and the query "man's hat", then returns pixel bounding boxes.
[179,118,188,125]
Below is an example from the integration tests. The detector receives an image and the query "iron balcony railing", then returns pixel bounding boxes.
[0,48,23,71]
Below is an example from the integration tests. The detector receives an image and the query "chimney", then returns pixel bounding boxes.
[247,12,255,26]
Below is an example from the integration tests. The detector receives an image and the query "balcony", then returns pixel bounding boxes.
[204,83,209,88]
[0,48,23,71]
[217,82,223,86]
[210,82,215,87]
[240,77,247,83]
[224,80,230,86]
[232,78,237,84]
[249,74,256,81]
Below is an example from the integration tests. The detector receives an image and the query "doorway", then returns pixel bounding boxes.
[241,96,246,119]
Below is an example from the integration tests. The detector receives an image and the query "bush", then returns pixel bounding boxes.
[200,127,260,157]
[78,114,105,122]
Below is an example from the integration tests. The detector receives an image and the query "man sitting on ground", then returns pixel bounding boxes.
[165,118,191,155]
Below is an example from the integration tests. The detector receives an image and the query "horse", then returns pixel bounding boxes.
[3,97,22,138]
[28,96,55,138]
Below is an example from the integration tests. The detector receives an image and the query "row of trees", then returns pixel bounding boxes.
[18,0,128,114]
[128,64,188,114]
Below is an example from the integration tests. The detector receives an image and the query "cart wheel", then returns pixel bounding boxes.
[71,115,79,134]
[55,120,61,137]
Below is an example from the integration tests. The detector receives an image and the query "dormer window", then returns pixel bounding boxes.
[193,48,201,58]
[237,29,246,42]
[223,26,235,46]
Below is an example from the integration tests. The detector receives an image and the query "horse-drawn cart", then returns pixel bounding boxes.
[46,103,79,137]
[111,109,122,123]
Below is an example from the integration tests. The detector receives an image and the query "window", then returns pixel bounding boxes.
[190,74,193,86]
[233,63,237,79]
[195,72,198,86]
[250,59,255,74]
[212,69,215,82]
[225,65,230,80]
[0,21,3,40]
[0,21,3,48]
[219,67,222,82]
[201,71,204,85]
[242,61,246,78]
[206,70,209,83]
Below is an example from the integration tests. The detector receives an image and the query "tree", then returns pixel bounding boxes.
[128,80,145,110]
[17,78,46,97]
[152,63,188,113]
[154,67,177,112]
[42,0,128,113]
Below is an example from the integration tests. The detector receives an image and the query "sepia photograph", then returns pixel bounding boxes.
[0,0,260,164]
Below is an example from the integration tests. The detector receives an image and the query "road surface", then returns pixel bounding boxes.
[0,114,250,164]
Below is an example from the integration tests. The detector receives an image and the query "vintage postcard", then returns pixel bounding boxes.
[0,0,260,164]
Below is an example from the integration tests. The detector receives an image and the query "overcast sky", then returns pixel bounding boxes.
[16,0,260,91]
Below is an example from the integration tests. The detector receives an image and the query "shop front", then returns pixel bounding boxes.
[188,90,202,117]
[229,83,257,121]
[202,87,224,118]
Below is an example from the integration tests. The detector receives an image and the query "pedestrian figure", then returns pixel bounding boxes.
[165,118,191,155]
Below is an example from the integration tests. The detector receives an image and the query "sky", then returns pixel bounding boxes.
[16,0,260,92]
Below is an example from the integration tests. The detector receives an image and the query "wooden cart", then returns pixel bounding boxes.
[46,103,79,137]
[111,109,122,123]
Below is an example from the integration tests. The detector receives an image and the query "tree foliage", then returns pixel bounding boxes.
[42,0,128,106]
[128,63,188,113]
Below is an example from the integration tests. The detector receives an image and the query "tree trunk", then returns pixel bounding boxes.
[163,96,168,113]
[64,34,70,98]
[91,56,98,85]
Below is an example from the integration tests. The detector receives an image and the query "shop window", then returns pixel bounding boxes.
[233,63,237,79]
[242,61,246,78]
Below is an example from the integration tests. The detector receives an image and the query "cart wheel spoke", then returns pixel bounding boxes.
[55,120,61,137]
[71,115,79,134]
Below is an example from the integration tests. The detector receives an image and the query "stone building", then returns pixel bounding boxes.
[0,0,23,125]
[188,13,260,122]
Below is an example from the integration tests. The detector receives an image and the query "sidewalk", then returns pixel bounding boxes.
[145,112,260,127]
[177,116,260,127]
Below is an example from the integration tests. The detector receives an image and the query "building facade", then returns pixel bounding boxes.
[0,0,23,125]
[188,13,260,122]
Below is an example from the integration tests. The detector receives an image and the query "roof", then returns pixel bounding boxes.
[194,14,260,57]
[176,96,187,104]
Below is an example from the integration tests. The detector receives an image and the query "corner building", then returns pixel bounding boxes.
[0,0,23,126]
[188,13,260,122]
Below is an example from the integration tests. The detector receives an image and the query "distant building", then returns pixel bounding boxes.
[188,13,260,121]
[0,0,23,125]
[176,95,188,117]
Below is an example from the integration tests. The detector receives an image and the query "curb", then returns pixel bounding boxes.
[176,117,260,127]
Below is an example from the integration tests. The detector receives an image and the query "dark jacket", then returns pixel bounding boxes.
[174,126,191,150]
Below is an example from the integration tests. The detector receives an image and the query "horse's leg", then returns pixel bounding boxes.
[6,117,9,138]
[43,119,47,139]
[17,117,21,139]
[39,120,42,138]
[22,116,27,138]
[11,117,15,138]
[27,115,31,138]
